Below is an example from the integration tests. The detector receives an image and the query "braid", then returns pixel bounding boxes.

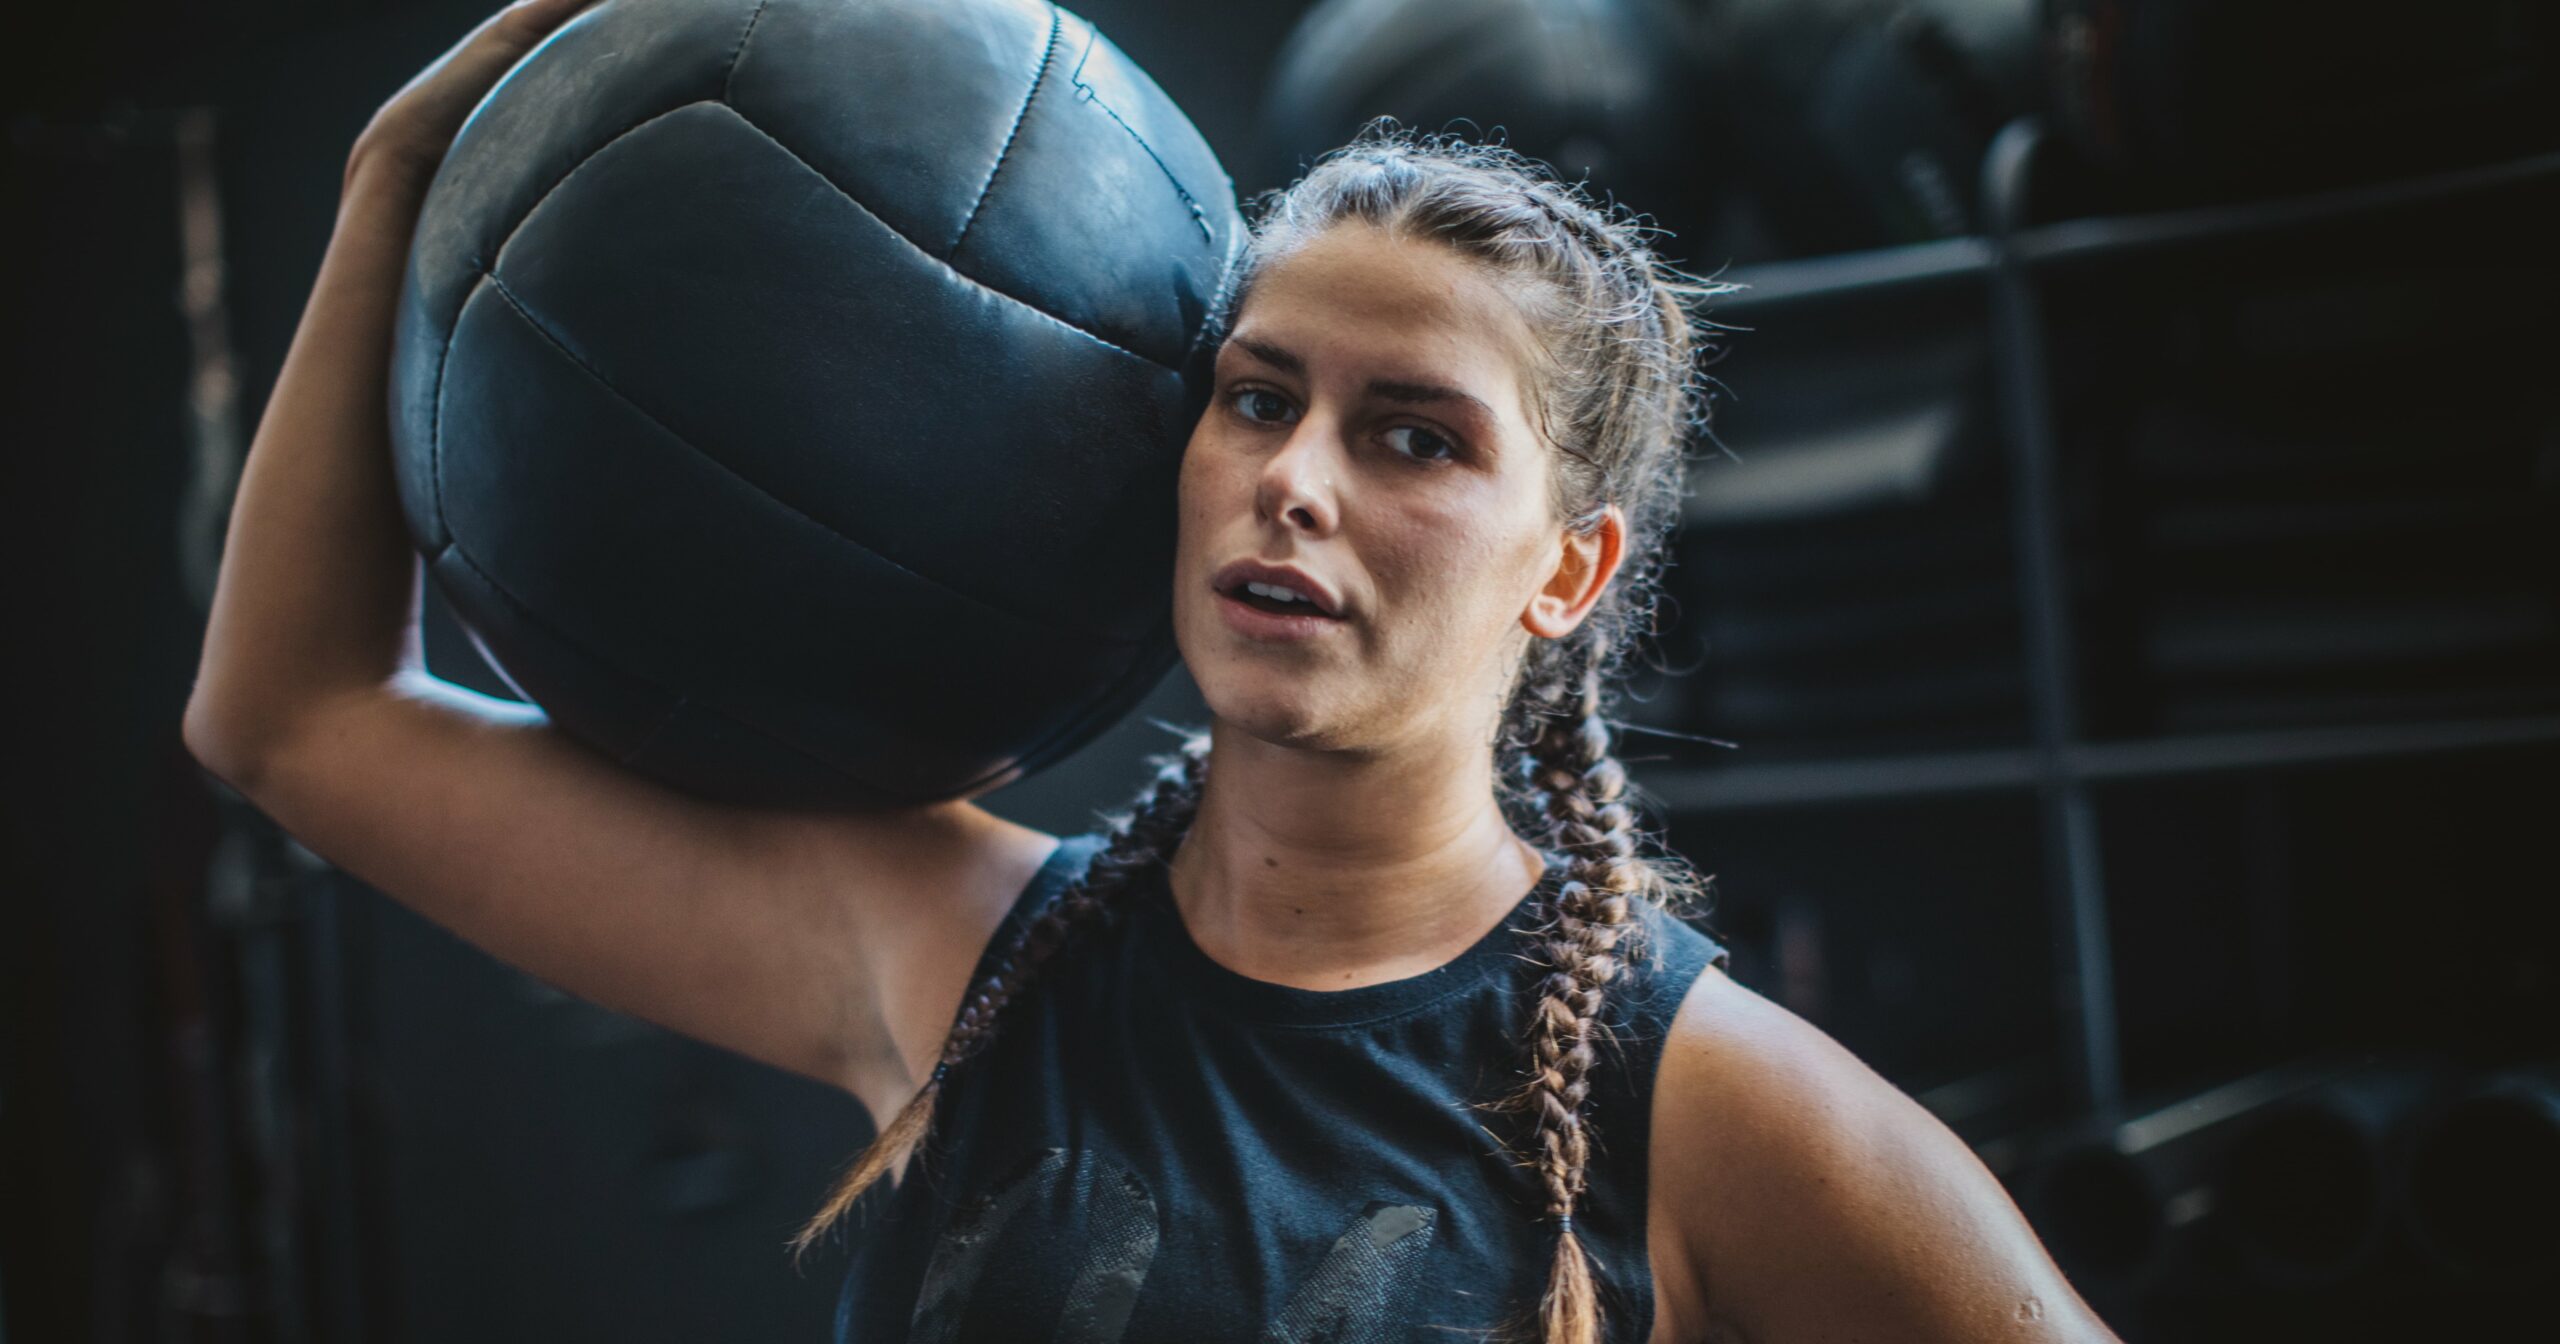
[1493,628,1654,1344]
[786,732,1209,1264]
[786,126,1730,1339]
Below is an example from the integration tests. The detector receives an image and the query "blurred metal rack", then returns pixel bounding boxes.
[1646,714,2560,811]
[1710,139,2560,312]
[2012,144,2560,270]
[1643,119,2560,1117]
[1710,235,1992,314]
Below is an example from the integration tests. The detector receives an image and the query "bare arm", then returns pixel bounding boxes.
[216,678,1052,1109]
[181,0,1045,1122]
[1650,968,2124,1344]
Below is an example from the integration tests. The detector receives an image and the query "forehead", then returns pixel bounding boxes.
[1227,225,1544,406]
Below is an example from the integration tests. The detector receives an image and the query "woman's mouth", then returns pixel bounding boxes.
[1231,581,1323,615]
[1214,584,1346,640]
[1209,559,1347,640]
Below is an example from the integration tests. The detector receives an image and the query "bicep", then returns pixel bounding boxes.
[1655,973,2121,1343]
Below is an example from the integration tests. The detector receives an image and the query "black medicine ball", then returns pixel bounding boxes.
[388,0,1245,808]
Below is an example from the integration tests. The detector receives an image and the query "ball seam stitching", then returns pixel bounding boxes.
[436,538,916,798]
[475,265,1144,641]
[472,103,1188,375]
[1000,619,1180,786]
[946,5,1064,259]
[429,275,478,548]
[721,0,774,105]
[715,103,1184,373]
[486,104,707,278]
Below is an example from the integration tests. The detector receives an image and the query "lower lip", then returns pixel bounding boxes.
[1215,589,1346,641]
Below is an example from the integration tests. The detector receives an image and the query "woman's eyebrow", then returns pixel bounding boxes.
[1368,378,1496,425]
[1232,335,1305,375]
[1232,336,1498,424]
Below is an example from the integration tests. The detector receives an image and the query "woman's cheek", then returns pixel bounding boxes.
[1401,493,1520,593]
[1189,431,1259,518]
[1365,523,1480,648]
[1174,436,1238,551]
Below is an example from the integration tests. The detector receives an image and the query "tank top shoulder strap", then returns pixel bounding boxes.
[1603,898,1732,1057]
[966,831,1114,984]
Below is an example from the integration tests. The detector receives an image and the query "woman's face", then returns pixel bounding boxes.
[1172,222,1619,755]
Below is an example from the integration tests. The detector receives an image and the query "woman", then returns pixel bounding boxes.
[184,1,2122,1340]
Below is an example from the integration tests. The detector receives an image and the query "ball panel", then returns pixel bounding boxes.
[408,0,754,343]
[390,274,460,555]
[427,541,680,765]
[437,274,1171,800]
[724,0,1059,259]
[950,13,1246,369]
[487,102,1184,642]
[436,541,912,806]
[1001,620,1183,785]
[1044,17,1247,264]
[623,699,917,807]
[626,616,1175,808]
[392,0,759,553]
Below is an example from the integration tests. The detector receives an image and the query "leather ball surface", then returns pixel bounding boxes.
[389,0,1243,807]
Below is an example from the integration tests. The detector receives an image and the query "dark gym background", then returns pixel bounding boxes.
[7,1,2556,1340]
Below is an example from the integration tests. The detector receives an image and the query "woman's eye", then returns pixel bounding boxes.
[1231,388,1293,425]
[1384,425,1457,463]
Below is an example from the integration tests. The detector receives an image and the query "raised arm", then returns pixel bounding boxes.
[180,0,1047,1125]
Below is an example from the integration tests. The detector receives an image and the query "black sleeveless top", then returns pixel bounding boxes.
[832,833,1730,1343]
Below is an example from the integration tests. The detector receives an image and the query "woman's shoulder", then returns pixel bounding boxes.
[1646,967,2119,1341]
[1649,967,1923,1214]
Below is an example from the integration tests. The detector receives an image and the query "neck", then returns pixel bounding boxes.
[1163,719,1546,991]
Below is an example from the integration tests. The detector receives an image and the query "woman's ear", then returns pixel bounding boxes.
[1522,504,1627,639]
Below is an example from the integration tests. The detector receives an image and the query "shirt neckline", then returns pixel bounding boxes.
[1131,857,1566,1029]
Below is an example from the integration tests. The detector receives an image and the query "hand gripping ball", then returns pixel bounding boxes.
[389,0,1244,808]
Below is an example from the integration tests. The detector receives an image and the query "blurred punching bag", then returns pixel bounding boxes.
[1700,0,2041,253]
[1262,0,1721,257]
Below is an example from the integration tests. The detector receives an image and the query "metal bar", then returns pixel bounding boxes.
[1640,747,2040,812]
[1709,148,2560,323]
[2069,715,2560,782]
[1983,117,2122,1115]
[1633,713,2560,812]
[2016,147,2560,271]
[1715,236,1995,313]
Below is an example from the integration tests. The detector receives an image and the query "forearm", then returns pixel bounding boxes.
[185,161,437,766]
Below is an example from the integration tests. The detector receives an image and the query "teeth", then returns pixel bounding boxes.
[1244,581,1309,605]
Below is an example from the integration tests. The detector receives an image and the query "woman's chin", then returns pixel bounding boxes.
[1198,676,1342,751]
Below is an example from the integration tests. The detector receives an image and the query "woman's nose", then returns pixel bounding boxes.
[1255,421,1341,535]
